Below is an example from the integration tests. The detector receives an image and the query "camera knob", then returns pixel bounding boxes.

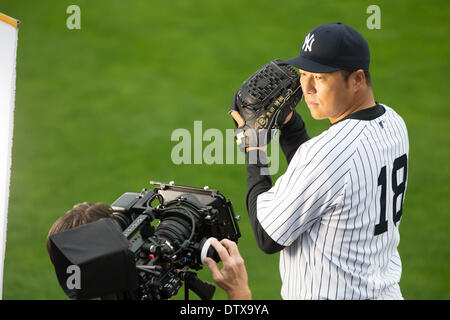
[200,237,220,264]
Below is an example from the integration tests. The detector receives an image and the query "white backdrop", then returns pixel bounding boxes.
[0,13,19,299]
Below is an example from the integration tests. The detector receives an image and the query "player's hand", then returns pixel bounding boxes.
[230,110,292,152]
[230,110,293,127]
[230,110,245,128]
[283,111,293,124]
[204,239,252,300]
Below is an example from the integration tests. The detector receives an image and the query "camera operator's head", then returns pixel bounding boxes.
[46,202,114,264]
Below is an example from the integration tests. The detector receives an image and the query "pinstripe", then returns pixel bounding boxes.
[383,115,401,283]
[374,116,403,292]
[348,169,358,299]
[330,173,348,299]
[360,140,376,297]
[354,157,368,299]
[261,125,365,238]
[265,105,407,300]
[268,120,354,203]
[370,121,389,275]
[365,126,385,293]
[355,150,370,298]
[317,202,339,298]
[378,118,397,275]
[310,219,321,298]
[338,169,353,299]
[279,168,351,245]
[258,121,361,224]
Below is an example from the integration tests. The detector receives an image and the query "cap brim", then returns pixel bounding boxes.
[284,56,341,73]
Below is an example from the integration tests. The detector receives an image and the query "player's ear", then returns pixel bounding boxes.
[351,69,365,92]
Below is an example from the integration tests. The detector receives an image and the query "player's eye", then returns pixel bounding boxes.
[300,73,310,79]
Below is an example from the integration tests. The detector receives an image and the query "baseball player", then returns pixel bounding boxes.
[224,22,409,300]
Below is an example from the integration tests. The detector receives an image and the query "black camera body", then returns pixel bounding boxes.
[49,181,241,300]
[112,181,241,300]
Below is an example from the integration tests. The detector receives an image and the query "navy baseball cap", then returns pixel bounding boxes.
[284,22,370,73]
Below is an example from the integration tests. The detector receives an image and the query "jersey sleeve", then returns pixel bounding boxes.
[256,143,350,246]
[279,110,310,165]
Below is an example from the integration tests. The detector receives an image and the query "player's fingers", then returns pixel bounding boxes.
[210,239,232,264]
[283,111,293,125]
[230,110,245,127]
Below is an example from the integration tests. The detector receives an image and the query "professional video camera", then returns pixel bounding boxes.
[49,181,241,300]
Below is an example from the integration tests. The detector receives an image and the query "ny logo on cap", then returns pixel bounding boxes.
[302,33,315,52]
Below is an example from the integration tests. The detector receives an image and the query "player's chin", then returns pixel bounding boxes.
[306,103,324,120]
[308,109,326,120]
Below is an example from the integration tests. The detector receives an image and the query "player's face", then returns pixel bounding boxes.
[299,70,354,123]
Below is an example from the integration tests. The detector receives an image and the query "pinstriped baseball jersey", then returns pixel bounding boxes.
[256,104,409,299]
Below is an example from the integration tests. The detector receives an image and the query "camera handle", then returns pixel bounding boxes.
[179,268,216,300]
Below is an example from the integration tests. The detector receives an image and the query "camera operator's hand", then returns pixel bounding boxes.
[204,239,252,300]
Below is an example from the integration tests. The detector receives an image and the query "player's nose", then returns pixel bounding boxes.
[301,75,316,94]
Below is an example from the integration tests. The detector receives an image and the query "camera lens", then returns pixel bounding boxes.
[112,213,132,231]
[154,214,193,248]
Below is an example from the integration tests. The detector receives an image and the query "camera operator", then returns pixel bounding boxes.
[46,202,114,264]
[47,202,252,300]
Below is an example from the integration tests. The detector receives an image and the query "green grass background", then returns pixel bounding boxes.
[1,0,449,299]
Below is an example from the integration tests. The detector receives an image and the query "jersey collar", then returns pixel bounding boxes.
[330,103,386,126]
